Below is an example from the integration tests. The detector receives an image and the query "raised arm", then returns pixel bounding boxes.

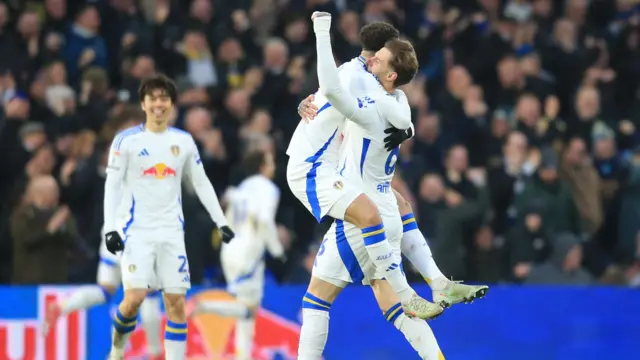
[313,12,412,131]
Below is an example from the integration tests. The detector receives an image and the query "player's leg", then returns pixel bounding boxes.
[370,279,445,360]
[45,257,120,336]
[158,235,191,360]
[394,190,488,307]
[330,185,440,319]
[111,235,155,359]
[140,291,164,359]
[298,276,344,360]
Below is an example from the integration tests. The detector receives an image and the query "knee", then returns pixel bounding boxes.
[121,290,147,314]
[393,190,413,216]
[163,293,186,320]
[347,195,381,228]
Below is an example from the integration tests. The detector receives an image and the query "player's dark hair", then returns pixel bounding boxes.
[385,39,418,87]
[243,150,267,176]
[359,22,400,52]
[138,74,178,104]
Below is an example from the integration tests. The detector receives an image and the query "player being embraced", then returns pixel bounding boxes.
[44,228,164,360]
[286,22,440,319]
[299,13,444,359]
[102,74,234,360]
[189,150,285,360]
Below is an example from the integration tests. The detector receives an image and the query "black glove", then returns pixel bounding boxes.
[220,225,235,243]
[384,127,413,151]
[105,231,124,255]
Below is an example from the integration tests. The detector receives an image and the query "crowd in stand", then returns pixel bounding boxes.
[1,0,640,287]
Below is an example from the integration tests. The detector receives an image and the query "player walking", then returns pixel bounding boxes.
[189,150,285,360]
[44,228,164,359]
[102,74,234,360]
[299,12,443,359]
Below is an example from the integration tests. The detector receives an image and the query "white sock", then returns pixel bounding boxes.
[401,214,447,290]
[60,285,110,315]
[197,300,251,318]
[235,316,255,360]
[361,222,413,302]
[164,321,187,360]
[140,294,163,356]
[110,308,137,359]
[298,292,331,360]
[391,307,443,359]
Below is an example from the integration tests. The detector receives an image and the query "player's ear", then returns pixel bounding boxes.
[140,102,146,112]
[388,72,398,84]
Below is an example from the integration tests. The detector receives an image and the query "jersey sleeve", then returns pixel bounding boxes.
[103,135,128,233]
[183,138,228,227]
[315,24,412,131]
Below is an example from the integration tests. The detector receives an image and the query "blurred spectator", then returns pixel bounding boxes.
[10,175,78,284]
[525,233,594,285]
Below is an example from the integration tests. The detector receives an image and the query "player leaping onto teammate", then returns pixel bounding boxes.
[286,21,441,320]
[102,74,234,360]
[299,12,443,359]
[296,26,488,310]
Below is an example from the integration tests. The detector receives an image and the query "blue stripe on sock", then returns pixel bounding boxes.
[302,292,332,311]
[165,321,188,341]
[113,309,137,334]
[385,303,404,323]
[401,213,414,222]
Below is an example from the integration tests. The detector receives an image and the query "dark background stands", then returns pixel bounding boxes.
[1,0,640,287]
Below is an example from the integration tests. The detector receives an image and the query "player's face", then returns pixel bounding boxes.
[367,47,398,86]
[262,152,276,179]
[141,88,174,124]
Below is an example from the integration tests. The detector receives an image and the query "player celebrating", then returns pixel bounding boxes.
[286,23,440,319]
[103,74,234,360]
[299,12,443,359]
[189,150,285,360]
[44,228,164,359]
[296,26,488,309]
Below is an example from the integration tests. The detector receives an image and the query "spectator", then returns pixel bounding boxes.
[525,233,593,285]
[10,175,78,284]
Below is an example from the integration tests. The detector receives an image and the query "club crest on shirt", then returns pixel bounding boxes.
[128,264,136,273]
[333,180,343,190]
[171,145,180,156]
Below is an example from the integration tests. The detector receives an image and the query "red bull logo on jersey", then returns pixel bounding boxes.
[126,290,305,359]
[0,288,85,360]
[141,163,177,179]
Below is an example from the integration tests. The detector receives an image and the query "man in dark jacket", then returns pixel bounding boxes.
[10,175,78,284]
[525,233,593,285]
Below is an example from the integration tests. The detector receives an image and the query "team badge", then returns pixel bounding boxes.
[333,180,343,190]
[171,145,180,156]
[128,264,136,273]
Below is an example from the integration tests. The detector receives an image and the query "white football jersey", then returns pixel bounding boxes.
[104,124,227,236]
[286,56,389,168]
[338,98,401,217]
[223,175,283,263]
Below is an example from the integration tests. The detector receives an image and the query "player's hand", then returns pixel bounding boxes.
[312,11,331,32]
[220,225,235,243]
[298,94,318,122]
[105,231,124,254]
[384,127,413,151]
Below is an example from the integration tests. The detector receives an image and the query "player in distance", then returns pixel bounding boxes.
[188,150,286,360]
[102,74,234,360]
